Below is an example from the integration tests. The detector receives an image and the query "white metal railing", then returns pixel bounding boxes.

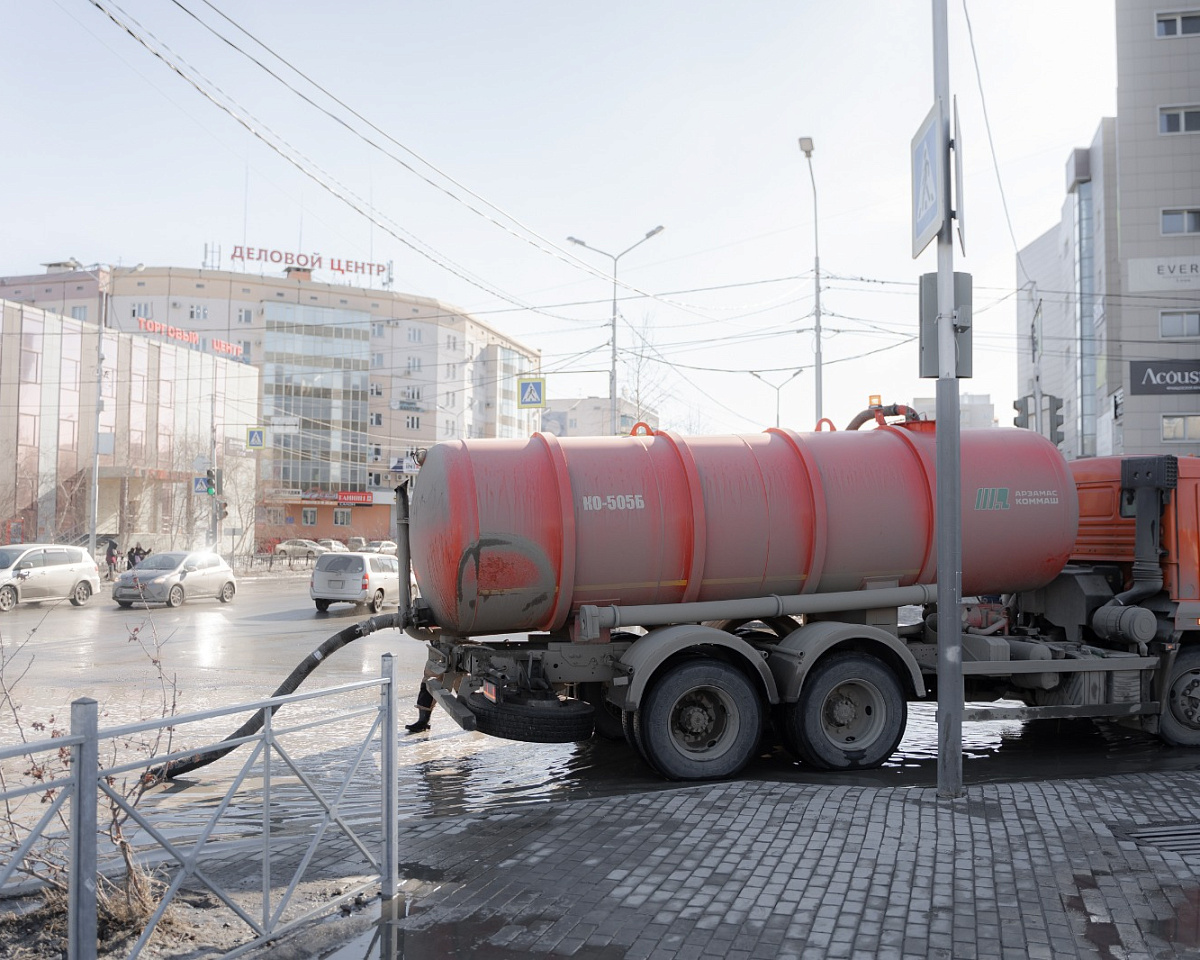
[0,654,399,959]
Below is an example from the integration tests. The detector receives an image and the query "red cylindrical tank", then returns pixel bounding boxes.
[409,422,1079,636]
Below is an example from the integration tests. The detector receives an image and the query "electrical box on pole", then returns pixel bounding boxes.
[918,271,972,378]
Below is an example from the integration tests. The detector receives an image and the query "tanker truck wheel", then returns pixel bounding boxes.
[634,659,762,781]
[784,652,905,770]
[1161,647,1200,747]
[463,692,594,743]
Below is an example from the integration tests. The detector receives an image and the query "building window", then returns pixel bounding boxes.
[1163,415,1200,442]
[407,327,422,342]
[131,302,152,319]
[369,472,383,486]
[369,381,383,397]
[301,507,317,526]
[1157,12,1200,36]
[372,444,383,461]
[370,412,383,427]
[239,340,252,360]
[371,353,384,368]
[1161,310,1200,338]
[333,508,352,526]
[70,306,87,322]
[237,308,253,324]
[266,507,285,525]
[1163,208,1200,234]
[447,334,458,351]
[405,415,420,430]
[372,322,385,337]
[1160,106,1200,134]
[406,356,422,374]
[189,304,208,320]
[404,385,422,401]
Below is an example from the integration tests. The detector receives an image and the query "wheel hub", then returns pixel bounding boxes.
[827,695,856,727]
[678,703,713,735]
[1172,671,1200,727]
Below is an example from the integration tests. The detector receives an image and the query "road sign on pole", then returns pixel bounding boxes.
[518,377,546,409]
[911,101,945,259]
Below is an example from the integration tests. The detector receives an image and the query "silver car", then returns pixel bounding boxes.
[113,551,237,608]
[0,543,101,612]
[274,539,327,560]
[310,552,401,613]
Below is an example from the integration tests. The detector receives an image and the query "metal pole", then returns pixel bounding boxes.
[932,0,964,799]
[69,698,98,960]
[380,653,398,899]
[88,290,105,562]
[609,253,619,436]
[799,140,822,424]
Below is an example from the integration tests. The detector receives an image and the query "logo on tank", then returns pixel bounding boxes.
[974,487,1010,511]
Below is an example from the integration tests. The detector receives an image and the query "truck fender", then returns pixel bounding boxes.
[769,621,926,702]
[611,624,780,712]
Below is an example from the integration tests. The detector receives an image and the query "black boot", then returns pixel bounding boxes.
[405,709,432,734]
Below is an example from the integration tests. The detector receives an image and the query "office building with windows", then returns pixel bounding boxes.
[0,298,257,550]
[1016,0,1200,459]
[0,260,542,547]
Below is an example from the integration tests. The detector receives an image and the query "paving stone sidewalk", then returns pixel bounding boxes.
[279,770,1200,960]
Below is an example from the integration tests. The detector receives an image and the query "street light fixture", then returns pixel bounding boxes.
[798,137,823,424]
[750,369,803,428]
[567,225,664,435]
[71,260,144,559]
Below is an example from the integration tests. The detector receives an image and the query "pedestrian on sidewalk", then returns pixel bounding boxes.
[104,541,118,580]
[406,648,450,734]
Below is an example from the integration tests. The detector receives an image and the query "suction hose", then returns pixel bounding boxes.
[152,611,406,781]
[845,404,919,431]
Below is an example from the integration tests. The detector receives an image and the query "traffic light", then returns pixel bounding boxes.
[214,468,223,495]
[1047,395,1065,446]
[205,469,216,496]
[1013,396,1031,429]
[216,499,228,521]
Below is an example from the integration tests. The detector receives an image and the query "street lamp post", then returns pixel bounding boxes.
[798,137,822,424]
[71,260,143,560]
[750,369,803,429]
[567,226,664,435]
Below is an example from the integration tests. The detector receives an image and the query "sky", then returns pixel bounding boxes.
[6,1,1118,434]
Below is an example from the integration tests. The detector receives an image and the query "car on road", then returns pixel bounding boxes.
[274,539,327,560]
[317,539,348,552]
[0,543,101,612]
[310,552,401,613]
[112,551,237,608]
[363,540,398,555]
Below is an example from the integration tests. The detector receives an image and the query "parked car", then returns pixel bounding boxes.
[274,539,328,559]
[317,539,348,552]
[347,537,367,551]
[112,551,236,608]
[310,552,401,613]
[0,543,101,612]
[363,540,398,555]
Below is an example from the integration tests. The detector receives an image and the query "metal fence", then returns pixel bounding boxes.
[0,654,399,959]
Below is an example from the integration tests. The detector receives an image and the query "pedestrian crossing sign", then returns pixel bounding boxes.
[518,377,546,409]
[247,427,265,448]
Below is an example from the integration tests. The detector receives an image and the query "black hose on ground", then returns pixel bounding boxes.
[152,611,406,781]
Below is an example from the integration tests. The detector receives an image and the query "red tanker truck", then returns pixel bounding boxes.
[396,409,1200,781]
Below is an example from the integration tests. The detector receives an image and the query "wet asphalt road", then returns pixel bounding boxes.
[2,570,1199,820]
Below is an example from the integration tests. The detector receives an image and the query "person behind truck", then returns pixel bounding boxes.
[405,648,450,734]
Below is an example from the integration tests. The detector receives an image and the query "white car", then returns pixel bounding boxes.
[317,539,349,552]
[310,552,401,613]
[274,539,328,560]
[363,540,398,555]
[0,543,101,612]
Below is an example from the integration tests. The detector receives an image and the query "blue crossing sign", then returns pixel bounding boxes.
[518,377,546,409]
[246,428,265,449]
[193,476,209,495]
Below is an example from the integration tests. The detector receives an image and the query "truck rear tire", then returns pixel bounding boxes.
[463,692,594,743]
[634,659,762,781]
[1161,647,1200,747]
[784,652,906,770]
